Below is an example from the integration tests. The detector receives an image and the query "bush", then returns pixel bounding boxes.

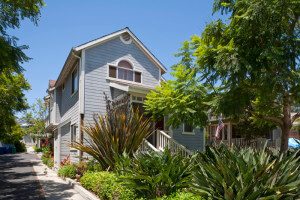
[42,156,51,165]
[193,144,300,199]
[14,141,27,152]
[120,148,196,199]
[47,159,54,168]
[80,171,136,200]
[156,191,204,200]
[86,160,102,172]
[58,165,77,179]
[72,161,87,175]
[34,146,43,152]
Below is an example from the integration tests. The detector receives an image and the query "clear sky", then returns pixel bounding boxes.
[9,0,224,107]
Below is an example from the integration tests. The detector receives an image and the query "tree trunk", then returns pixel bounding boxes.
[280,125,290,153]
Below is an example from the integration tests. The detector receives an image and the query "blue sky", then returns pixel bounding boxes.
[9,0,224,107]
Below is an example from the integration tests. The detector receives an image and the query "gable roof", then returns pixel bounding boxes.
[55,27,167,87]
[73,27,167,74]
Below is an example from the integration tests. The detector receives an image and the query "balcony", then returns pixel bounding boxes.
[45,110,57,132]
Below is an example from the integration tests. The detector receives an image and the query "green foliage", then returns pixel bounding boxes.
[80,171,136,200]
[121,148,196,199]
[34,146,43,152]
[14,140,27,152]
[193,144,300,199]
[155,191,204,200]
[86,160,102,172]
[57,165,77,179]
[23,98,48,140]
[145,65,209,128]
[0,0,44,142]
[145,0,300,152]
[72,161,87,176]
[69,106,153,170]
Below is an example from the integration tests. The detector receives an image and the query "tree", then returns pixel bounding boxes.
[145,0,300,152]
[0,0,45,140]
[0,71,30,141]
[23,98,47,140]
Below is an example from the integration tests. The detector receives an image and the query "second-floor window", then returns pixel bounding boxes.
[109,60,142,83]
[72,66,78,94]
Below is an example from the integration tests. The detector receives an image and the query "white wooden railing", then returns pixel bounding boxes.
[139,139,159,152]
[156,130,193,157]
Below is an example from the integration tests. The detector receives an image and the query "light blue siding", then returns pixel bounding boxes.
[84,36,160,122]
[172,124,205,151]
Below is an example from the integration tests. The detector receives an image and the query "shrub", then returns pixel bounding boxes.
[121,148,196,199]
[156,191,204,200]
[47,159,54,168]
[72,161,87,175]
[86,160,102,172]
[14,141,27,152]
[80,171,136,200]
[58,165,77,179]
[34,146,43,152]
[193,144,300,199]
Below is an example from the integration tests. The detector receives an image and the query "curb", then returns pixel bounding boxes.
[32,151,99,200]
[64,177,99,200]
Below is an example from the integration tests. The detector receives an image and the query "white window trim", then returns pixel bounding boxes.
[71,64,79,96]
[107,63,143,84]
[182,123,195,135]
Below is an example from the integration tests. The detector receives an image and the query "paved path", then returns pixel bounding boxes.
[0,152,45,200]
[0,148,86,200]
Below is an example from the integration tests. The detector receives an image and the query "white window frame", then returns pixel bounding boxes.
[70,124,78,146]
[71,64,79,96]
[182,123,195,135]
[107,63,142,84]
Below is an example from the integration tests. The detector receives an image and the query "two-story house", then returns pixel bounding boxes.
[44,28,205,170]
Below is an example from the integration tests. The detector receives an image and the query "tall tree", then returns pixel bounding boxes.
[145,0,300,152]
[0,0,45,140]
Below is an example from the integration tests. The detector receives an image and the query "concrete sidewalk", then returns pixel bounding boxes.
[27,146,86,200]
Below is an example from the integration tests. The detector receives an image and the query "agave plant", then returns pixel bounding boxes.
[193,144,300,200]
[69,106,153,170]
[121,148,196,199]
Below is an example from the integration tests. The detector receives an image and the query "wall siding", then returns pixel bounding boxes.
[84,37,160,122]
[60,122,71,161]
[172,124,205,151]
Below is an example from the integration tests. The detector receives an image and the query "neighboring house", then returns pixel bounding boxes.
[17,119,35,146]
[206,114,300,148]
[44,28,205,170]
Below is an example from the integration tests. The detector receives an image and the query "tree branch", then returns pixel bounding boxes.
[245,109,283,126]
[292,113,300,123]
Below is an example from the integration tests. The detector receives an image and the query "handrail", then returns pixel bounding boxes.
[139,139,159,153]
[157,130,193,157]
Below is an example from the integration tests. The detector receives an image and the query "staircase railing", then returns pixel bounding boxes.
[156,130,193,157]
[139,139,159,153]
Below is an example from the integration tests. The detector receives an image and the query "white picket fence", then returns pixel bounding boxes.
[212,138,281,149]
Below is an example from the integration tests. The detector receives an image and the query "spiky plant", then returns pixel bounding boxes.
[69,105,153,170]
[121,148,196,199]
[193,144,300,200]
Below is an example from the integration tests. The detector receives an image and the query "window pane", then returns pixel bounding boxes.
[135,72,141,83]
[109,66,117,78]
[127,70,133,81]
[184,123,193,132]
[72,68,78,93]
[118,68,124,79]
[118,60,133,69]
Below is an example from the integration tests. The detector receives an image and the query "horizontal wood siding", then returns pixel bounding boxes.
[60,122,71,161]
[84,36,160,123]
[172,124,205,151]
[60,64,79,124]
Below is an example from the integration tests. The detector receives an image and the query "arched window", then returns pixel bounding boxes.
[109,60,142,83]
[118,60,133,69]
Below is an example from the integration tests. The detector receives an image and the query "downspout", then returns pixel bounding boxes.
[72,49,85,160]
